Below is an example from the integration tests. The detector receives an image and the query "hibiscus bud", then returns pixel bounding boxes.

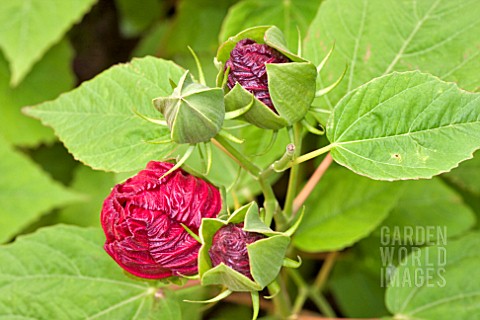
[217,26,317,130]
[101,161,221,279]
[225,39,290,111]
[209,223,265,279]
[198,202,291,292]
[153,71,224,144]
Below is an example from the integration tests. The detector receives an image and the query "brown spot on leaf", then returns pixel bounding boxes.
[363,44,372,63]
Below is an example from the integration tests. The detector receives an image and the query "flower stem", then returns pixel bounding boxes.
[310,252,339,317]
[288,252,338,318]
[212,136,261,178]
[260,178,278,227]
[283,123,303,217]
[313,251,338,291]
[212,135,279,227]
[310,291,336,318]
[272,274,292,319]
[288,269,309,315]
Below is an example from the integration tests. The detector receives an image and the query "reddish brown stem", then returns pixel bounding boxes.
[293,153,333,214]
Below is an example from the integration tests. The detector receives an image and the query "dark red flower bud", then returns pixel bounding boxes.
[225,39,290,111]
[101,161,221,279]
[208,223,265,279]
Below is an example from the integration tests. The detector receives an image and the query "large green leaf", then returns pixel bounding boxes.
[0,225,197,319]
[159,0,237,87]
[0,40,74,146]
[293,166,404,252]
[0,0,97,86]
[25,57,185,173]
[327,71,480,180]
[376,178,476,241]
[329,258,388,318]
[57,165,116,228]
[0,137,81,243]
[305,0,480,113]
[163,0,236,55]
[219,0,322,52]
[444,151,480,195]
[115,0,162,37]
[385,232,480,319]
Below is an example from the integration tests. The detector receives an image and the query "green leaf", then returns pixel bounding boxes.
[293,166,404,252]
[0,137,82,243]
[132,21,169,58]
[305,0,480,114]
[25,56,185,173]
[376,178,476,241]
[28,142,79,185]
[329,258,388,318]
[164,0,236,55]
[115,0,162,37]
[0,40,74,146]
[219,0,322,52]
[0,225,192,319]
[0,0,97,86]
[444,151,480,195]
[385,232,480,319]
[327,71,480,181]
[153,0,236,87]
[57,165,116,227]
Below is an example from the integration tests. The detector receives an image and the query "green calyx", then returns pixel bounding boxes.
[216,26,317,130]
[153,71,225,144]
[198,202,290,292]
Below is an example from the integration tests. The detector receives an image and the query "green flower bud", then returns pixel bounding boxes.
[216,26,317,130]
[153,71,224,144]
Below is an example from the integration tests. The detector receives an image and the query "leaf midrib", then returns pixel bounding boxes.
[335,120,480,146]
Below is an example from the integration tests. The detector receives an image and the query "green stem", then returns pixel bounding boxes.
[259,178,277,227]
[311,252,339,317]
[285,143,335,170]
[212,135,279,227]
[310,291,336,317]
[283,123,302,217]
[272,275,292,319]
[288,263,338,318]
[313,251,338,291]
[288,269,309,316]
[212,136,261,178]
